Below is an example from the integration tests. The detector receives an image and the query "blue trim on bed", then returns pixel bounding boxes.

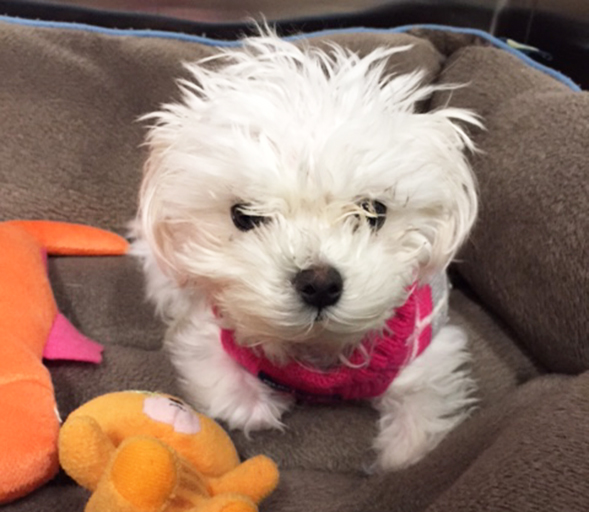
[0,14,581,91]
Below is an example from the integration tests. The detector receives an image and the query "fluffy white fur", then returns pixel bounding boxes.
[133,31,480,470]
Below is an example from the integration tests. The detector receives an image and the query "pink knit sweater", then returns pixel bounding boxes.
[220,283,436,402]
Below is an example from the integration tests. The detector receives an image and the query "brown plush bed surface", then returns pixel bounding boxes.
[1,17,588,512]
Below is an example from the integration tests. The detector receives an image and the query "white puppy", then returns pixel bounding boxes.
[133,31,480,471]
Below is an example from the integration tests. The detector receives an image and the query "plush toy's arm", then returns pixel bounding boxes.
[58,416,116,491]
[207,455,279,504]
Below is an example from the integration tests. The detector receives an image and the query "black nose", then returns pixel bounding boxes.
[293,265,343,310]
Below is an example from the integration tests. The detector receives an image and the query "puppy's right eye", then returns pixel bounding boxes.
[231,204,268,232]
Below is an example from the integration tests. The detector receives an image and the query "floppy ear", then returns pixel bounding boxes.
[417,109,481,278]
[135,150,188,285]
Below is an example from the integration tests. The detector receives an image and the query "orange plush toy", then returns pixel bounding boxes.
[59,391,279,512]
[0,220,129,504]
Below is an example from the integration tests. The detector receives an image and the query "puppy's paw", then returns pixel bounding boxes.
[169,317,295,434]
[372,325,476,471]
[372,404,439,471]
[216,373,293,434]
[178,355,294,434]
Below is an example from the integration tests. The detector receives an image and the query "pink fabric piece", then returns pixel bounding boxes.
[43,312,103,363]
[221,284,433,402]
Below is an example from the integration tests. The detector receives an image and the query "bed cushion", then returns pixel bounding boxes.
[0,15,587,512]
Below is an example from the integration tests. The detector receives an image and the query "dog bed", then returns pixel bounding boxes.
[1,15,588,512]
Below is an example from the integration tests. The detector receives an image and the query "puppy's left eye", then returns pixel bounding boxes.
[360,200,387,230]
[231,204,269,232]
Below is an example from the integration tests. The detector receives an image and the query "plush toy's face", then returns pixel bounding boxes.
[143,395,202,435]
[70,392,240,477]
[136,393,240,476]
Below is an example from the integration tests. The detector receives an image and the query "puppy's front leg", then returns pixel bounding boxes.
[167,314,293,434]
[372,325,475,470]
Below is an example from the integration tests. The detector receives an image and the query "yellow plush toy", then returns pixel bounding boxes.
[59,391,279,512]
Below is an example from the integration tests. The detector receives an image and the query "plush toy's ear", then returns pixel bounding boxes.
[0,221,128,504]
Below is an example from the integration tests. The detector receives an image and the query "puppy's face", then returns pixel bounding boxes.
[139,35,479,364]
